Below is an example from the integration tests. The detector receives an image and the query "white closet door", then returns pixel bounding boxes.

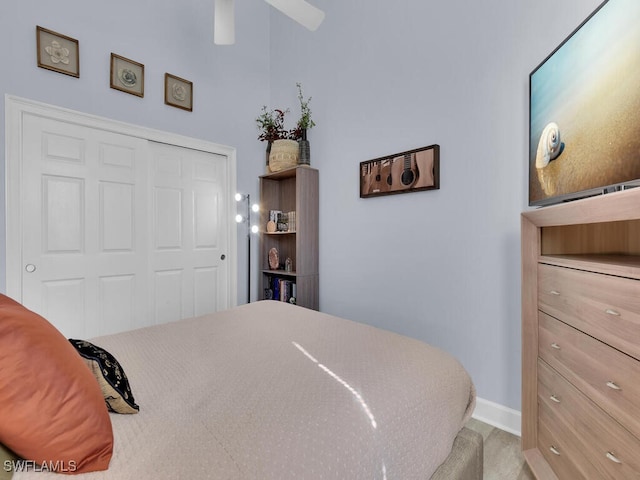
[20,113,149,338]
[148,142,229,324]
[16,111,231,339]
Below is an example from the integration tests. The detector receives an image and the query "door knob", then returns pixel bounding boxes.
[25,264,36,273]
[220,254,226,260]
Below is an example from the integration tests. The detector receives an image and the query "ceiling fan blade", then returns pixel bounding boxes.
[264,0,325,31]
[214,0,235,45]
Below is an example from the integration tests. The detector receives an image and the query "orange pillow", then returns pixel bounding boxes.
[0,294,113,474]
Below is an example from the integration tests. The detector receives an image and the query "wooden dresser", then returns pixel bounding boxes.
[521,189,640,479]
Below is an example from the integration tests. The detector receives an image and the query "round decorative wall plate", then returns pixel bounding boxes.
[268,247,279,269]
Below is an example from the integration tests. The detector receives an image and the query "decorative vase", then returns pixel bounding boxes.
[269,139,299,172]
[265,141,272,172]
[298,129,310,166]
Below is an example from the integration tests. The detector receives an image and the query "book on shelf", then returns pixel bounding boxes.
[287,211,296,232]
[264,274,297,305]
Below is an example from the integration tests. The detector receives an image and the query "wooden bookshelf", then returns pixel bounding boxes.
[258,166,318,310]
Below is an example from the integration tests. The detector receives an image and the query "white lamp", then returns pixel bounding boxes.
[214,0,235,45]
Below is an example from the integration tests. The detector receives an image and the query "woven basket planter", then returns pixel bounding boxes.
[269,139,299,172]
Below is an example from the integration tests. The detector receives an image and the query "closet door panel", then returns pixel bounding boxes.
[14,108,232,338]
[21,114,149,338]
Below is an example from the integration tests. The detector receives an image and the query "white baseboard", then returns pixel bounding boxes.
[472,397,521,437]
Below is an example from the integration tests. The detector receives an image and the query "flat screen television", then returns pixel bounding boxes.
[529,0,640,206]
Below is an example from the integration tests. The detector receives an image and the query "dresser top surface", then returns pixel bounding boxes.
[523,188,640,227]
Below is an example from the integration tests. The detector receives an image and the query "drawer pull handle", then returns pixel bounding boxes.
[549,446,561,456]
[606,381,621,391]
[551,343,561,350]
[606,452,622,464]
[549,394,561,403]
[605,308,621,316]
[549,290,561,296]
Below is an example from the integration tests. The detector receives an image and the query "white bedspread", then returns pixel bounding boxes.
[15,301,475,479]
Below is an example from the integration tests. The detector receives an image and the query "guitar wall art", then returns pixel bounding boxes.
[359,144,440,198]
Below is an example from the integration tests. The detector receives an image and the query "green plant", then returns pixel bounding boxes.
[295,82,315,131]
[256,106,291,142]
[296,82,316,130]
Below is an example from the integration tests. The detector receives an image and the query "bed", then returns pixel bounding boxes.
[1,298,481,479]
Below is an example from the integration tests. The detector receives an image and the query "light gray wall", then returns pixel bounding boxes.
[267,0,602,410]
[1,0,605,412]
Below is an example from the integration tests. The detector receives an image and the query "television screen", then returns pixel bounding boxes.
[529,0,640,206]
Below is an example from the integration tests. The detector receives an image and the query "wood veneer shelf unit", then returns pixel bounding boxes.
[259,166,318,310]
[521,188,640,479]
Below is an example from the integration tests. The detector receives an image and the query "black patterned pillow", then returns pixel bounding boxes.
[68,339,140,414]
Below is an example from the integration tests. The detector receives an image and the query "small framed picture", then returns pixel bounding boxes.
[164,73,193,111]
[36,26,80,78]
[110,53,144,97]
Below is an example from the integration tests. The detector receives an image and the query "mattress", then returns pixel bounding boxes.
[13,301,475,479]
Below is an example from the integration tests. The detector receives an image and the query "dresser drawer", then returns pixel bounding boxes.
[538,263,640,361]
[538,396,588,479]
[539,312,640,440]
[538,359,640,479]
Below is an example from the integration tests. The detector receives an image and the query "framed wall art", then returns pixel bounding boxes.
[36,26,80,78]
[360,144,440,198]
[164,73,193,111]
[110,53,144,97]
